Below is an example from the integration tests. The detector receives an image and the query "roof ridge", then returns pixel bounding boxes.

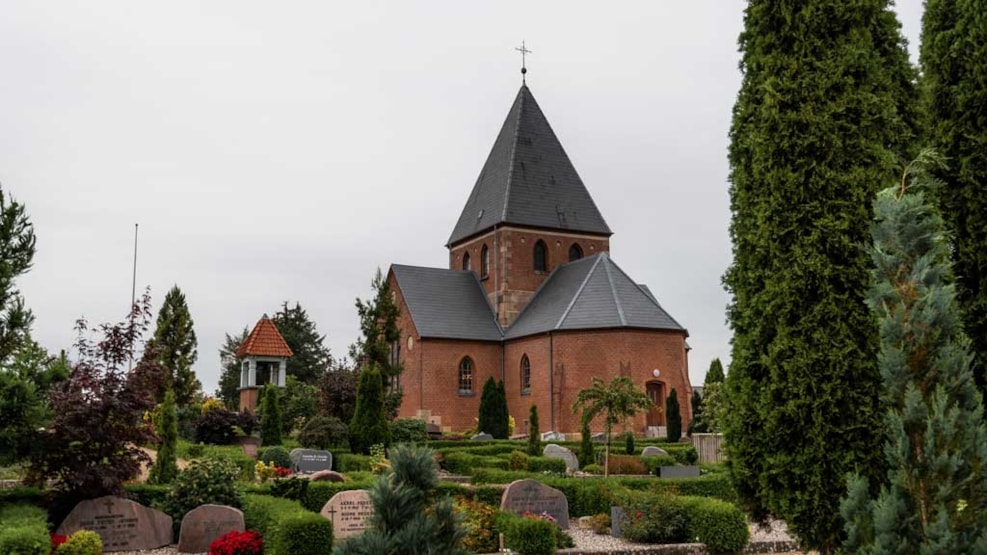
[555,254,605,329]
[602,255,627,326]
[501,87,525,222]
[469,269,505,336]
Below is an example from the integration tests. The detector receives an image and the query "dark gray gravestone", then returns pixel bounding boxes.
[659,465,701,479]
[591,432,608,443]
[177,504,244,554]
[543,444,579,472]
[610,506,627,538]
[56,496,172,552]
[500,479,569,529]
[290,449,332,475]
[641,446,668,457]
[471,432,493,441]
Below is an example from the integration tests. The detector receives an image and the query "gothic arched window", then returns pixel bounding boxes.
[533,240,548,272]
[480,244,490,278]
[462,252,471,271]
[521,355,531,395]
[458,357,474,395]
[569,243,583,261]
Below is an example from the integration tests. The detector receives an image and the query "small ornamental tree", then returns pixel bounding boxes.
[260,384,282,446]
[572,375,652,477]
[29,293,163,500]
[317,362,359,423]
[477,377,500,437]
[336,443,467,554]
[526,404,541,456]
[349,364,391,455]
[149,389,179,484]
[841,154,987,552]
[666,389,681,442]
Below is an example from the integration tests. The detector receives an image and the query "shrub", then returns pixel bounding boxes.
[681,496,749,553]
[624,432,635,455]
[194,408,241,445]
[348,365,391,455]
[176,404,200,441]
[209,529,263,555]
[270,476,310,503]
[163,459,242,530]
[298,416,348,449]
[528,456,567,474]
[499,512,556,555]
[527,405,541,456]
[666,389,681,443]
[589,513,611,535]
[335,453,373,473]
[149,390,179,484]
[0,503,48,555]
[54,530,102,555]
[454,497,499,554]
[477,377,509,439]
[508,450,530,471]
[260,385,282,446]
[583,464,603,475]
[606,455,648,475]
[269,512,333,555]
[579,419,594,467]
[618,490,688,544]
[642,455,679,475]
[670,446,698,466]
[390,418,428,444]
[258,446,291,469]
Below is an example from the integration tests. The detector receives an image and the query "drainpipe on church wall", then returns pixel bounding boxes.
[549,332,555,431]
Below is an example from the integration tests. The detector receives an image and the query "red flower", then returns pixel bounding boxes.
[209,530,263,555]
[274,466,292,478]
[51,534,68,553]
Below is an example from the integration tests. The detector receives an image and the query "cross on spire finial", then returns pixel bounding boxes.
[515,40,532,83]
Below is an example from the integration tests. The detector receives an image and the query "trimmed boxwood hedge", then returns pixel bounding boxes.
[0,486,44,507]
[242,494,332,555]
[681,495,749,553]
[0,503,49,555]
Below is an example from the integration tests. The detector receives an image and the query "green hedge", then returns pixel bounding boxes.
[525,456,567,474]
[125,483,172,509]
[336,453,373,472]
[496,512,556,555]
[301,481,373,513]
[242,494,332,555]
[681,496,749,553]
[0,503,49,555]
[471,469,543,484]
[431,440,519,451]
[440,452,510,474]
[0,486,44,507]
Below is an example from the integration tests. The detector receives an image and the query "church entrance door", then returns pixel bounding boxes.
[646,381,665,427]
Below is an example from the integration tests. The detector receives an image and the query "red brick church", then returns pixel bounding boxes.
[388,83,692,436]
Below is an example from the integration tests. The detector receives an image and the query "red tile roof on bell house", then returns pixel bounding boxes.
[236,315,294,358]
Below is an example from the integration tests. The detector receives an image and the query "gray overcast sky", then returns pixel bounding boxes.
[2,1,924,393]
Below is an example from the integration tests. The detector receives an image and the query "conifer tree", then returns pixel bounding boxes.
[273,301,332,385]
[841,153,987,553]
[494,380,510,439]
[722,2,917,550]
[526,404,540,456]
[353,269,404,418]
[336,443,466,554]
[477,377,499,437]
[149,389,178,484]
[260,384,282,446]
[921,0,987,396]
[705,358,724,385]
[666,389,681,442]
[348,364,391,454]
[215,328,248,408]
[149,286,200,406]
[0,184,36,364]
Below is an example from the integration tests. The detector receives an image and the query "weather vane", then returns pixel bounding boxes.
[516,40,532,83]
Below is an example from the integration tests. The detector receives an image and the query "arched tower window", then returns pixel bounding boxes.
[520,355,531,395]
[458,357,474,395]
[533,240,548,272]
[480,244,490,278]
[569,243,583,261]
[462,252,471,271]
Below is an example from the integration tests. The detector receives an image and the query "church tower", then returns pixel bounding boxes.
[447,85,613,327]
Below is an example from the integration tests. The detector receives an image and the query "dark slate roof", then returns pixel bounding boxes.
[447,85,612,246]
[505,253,686,339]
[390,264,503,341]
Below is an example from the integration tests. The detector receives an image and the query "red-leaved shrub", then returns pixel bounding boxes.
[209,530,263,555]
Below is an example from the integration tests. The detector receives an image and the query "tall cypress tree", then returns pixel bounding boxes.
[149,389,178,484]
[666,389,681,443]
[149,286,200,406]
[527,404,540,456]
[477,377,499,437]
[349,364,391,455]
[841,154,987,552]
[722,2,916,551]
[260,384,282,446]
[921,0,987,396]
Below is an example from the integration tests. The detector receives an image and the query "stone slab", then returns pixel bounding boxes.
[591,432,608,443]
[290,448,333,474]
[659,465,701,479]
[543,444,579,472]
[641,446,668,457]
[177,504,244,554]
[320,489,374,539]
[471,432,493,441]
[611,506,627,538]
[309,469,345,482]
[540,431,566,442]
[56,496,172,552]
[500,479,569,529]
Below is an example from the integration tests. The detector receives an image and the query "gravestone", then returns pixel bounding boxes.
[290,448,332,475]
[500,479,569,529]
[309,469,345,482]
[241,443,258,459]
[56,496,172,552]
[540,431,565,442]
[177,504,244,554]
[543,444,579,472]
[471,432,493,441]
[659,465,701,479]
[320,490,374,540]
[426,422,442,439]
[610,506,627,538]
[591,432,608,443]
[641,446,668,457]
